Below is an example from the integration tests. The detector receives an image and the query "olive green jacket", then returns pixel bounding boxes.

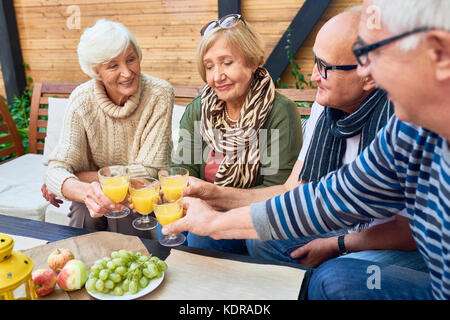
[171,92,303,188]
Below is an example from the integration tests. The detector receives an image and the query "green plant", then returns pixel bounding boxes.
[277,27,315,91]
[276,27,315,112]
[0,74,33,153]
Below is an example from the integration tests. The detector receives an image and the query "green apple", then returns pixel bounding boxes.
[57,259,88,291]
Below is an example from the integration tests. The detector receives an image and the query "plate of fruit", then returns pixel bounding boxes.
[85,249,167,300]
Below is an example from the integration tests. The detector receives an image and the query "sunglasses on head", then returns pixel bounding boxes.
[200,14,246,36]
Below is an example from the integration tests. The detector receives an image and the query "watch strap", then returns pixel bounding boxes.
[337,234,349,256]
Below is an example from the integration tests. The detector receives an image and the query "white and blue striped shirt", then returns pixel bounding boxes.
[251,115,450,299]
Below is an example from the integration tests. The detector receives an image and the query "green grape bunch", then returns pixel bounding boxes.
[85,250,168,296]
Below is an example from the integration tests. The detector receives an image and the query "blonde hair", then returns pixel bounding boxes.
[196,19,265,82]
[77,19,142,79]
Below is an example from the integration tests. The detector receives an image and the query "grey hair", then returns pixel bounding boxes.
[77,19,142,79]
[370,0,450,51]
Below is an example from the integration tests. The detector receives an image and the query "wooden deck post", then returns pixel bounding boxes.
[264,0,331,82]
[218,0,241,18]
[0,0,26,105]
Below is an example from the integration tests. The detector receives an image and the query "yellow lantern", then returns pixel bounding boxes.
[0,234,37,300]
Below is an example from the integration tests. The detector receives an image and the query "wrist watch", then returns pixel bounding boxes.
[337,234,349,256]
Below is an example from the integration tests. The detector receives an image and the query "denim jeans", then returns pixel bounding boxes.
[308,258,434,300]
[186,232,248,255]
[340,249,428,272]
[157,224,247,253]
[245,231,428,273]
[245,230,347,264]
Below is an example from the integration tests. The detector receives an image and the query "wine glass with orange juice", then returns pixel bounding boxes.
[158,167,189,202]
[154,198,185,246]
[98,166,131,219]
[129,177,159,230]
[155,167,188,247]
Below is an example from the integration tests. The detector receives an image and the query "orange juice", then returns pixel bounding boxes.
[161,176,187,202]
[101,176,129,203]
[154,202,183,226]
[130,188,159,215]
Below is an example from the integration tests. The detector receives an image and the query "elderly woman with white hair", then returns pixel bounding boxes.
[41,19,174,237]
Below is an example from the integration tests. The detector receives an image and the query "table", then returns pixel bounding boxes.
[0,213,313,300]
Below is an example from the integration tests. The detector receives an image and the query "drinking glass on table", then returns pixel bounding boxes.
[129,177,159,230]
[98,166,130,219]
[158,167,189,202]
[154,198,185,247]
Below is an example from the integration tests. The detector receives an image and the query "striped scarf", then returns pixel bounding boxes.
[299,88,393,182]
[200,67,275,188]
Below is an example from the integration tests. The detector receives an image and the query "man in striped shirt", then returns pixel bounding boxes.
[163,0,450,299]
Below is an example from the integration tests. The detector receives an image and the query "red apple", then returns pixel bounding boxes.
[57,259,89,291]
[47,248,75,273]
[32,269,57,296]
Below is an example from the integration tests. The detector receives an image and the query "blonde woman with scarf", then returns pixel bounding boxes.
[165,14,302,252]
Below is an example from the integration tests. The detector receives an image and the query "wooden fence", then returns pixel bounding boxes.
[0,0,362,98]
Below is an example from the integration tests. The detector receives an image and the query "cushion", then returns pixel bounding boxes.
[172,104,186,150]
[301,117,308,137]
[43,97,70,165]
[44,201,71,226]
[0,154,49,221]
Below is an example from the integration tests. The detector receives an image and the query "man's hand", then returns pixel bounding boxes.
[41,184,64,207]
[182,177,217,201]
[161,196,220,238]
[290,236,340,267]
[83,181,124,219]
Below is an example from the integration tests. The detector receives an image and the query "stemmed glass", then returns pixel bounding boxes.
[154,198,186,247]
[98,166,131,219]
[158,167,189,202]
[128,177,159,230]
[155,167,189,247]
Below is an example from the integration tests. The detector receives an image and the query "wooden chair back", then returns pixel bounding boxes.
[28,82,315,154]
[29,83,78,154]
[0,98,25,162]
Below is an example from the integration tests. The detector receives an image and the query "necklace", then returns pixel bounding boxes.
[224,106,239,123]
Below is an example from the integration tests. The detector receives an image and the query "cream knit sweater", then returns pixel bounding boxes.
[45,73,174,199]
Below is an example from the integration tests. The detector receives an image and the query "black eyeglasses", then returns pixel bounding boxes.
[313,53,357,79]
[200,14,246,36]
[352,27,432,66]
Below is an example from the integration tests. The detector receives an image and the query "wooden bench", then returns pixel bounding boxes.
[0,98,25,163]
[29,82,316,154]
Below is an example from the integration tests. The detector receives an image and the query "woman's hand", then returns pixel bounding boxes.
[290,236,340,267]
[126,194,136,213]
[83,181,124,218]
[41,184,63,207]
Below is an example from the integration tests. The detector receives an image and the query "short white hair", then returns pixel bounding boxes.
[77,19,142,79]
[369,0,450,51]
